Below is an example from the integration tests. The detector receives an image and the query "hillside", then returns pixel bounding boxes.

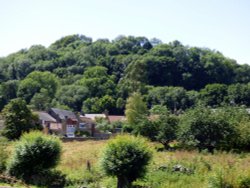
[1,34,250,113]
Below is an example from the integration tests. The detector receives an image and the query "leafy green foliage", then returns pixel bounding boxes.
[155,114,179,149]
[100,135,152,187]
[177,106,250,151]
[147,86,197,111]
[55,84,88,111]
[2,98,42,140]
[82,95,116,114]
[7,131,63,185]
[2,34,250,114]
[199,83,228,106]
[125,92,148,126]
[17,71,58,105]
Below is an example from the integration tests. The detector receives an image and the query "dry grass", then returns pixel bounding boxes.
[58,140,250,187]
[57,140,107,180]
[3,139,250,187]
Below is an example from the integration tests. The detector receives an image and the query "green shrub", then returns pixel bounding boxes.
[7,131,62,185]
[100,135,152,188]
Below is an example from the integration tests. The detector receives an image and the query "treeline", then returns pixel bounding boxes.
[1,34,250,113]
[125,93,250,152]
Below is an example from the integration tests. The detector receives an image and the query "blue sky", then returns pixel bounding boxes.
[1,0,250,64]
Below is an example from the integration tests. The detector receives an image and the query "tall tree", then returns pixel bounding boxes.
[2,98,42,140]
[125,92,148,126]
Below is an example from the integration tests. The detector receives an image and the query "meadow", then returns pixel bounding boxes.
[1,140,250,188]
[59,140,250,188]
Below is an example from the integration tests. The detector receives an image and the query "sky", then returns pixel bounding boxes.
[0,0,250,64]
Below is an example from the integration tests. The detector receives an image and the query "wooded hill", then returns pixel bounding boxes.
[1,34,250,113]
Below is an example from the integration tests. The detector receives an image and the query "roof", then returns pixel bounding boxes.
[35,111,57,122]
[108,115,126,123]
[84,114,106,120]
[79,115,95,124]
[50,108,77,120]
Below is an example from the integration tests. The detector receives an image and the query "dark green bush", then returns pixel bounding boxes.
[100,135,152,188]
[7,131,62,185]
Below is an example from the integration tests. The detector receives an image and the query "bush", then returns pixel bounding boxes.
[100,135,152,188]
[7,131,62,185]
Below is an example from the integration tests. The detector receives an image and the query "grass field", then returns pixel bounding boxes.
[1,140,250,187]
[57,140,250,188]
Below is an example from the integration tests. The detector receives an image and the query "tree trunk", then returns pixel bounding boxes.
[117,176,131,188]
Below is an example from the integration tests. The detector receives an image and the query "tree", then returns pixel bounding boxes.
[82,95,116,113]
[227,83,250,106]
[199,84,228,107]
[29,88,51,110]
[150,105,179,148]
[17,71,59,103]
[147,86,196,112]
[155,114,179,149]
[79,66,116,98]
[55,84,89,111]
[100,135,152,188]
[0,80,19,110]
[7,131,63,186]
[177,106,234,151]
[2,98,42,140]
[125,92,148,126]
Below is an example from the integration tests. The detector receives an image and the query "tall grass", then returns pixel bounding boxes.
[57,141,250,188]
[2,140,250,187]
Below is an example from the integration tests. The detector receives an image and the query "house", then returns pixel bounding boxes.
[78,115,96,137]
[35,111,58,134]
[48,108,78,137]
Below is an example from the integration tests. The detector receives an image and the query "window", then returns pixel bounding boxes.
[79,123,86,129]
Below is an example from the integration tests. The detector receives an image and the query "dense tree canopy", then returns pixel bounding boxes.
[1,34,250,113]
